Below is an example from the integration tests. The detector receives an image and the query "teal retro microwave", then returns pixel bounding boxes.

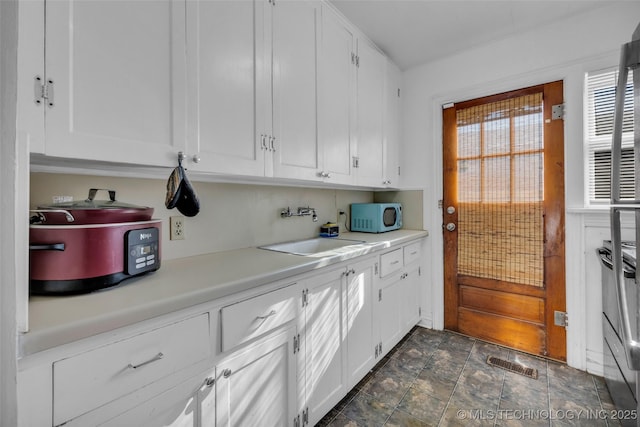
[350,203,402,233]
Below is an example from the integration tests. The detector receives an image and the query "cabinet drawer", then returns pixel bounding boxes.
[221,284,297,352]
[380,248,403,277]
[403,241,422,266]
[53,314,210,426]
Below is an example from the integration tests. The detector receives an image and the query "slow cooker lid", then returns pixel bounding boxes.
[38,188,151,211]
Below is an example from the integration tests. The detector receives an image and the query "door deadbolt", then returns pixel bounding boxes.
[446,223,456,232]
[446,206,455,214]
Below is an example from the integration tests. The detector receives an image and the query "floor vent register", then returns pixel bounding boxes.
[486,355,538,379]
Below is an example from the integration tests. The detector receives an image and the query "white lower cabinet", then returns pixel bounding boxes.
[216,326,297,427]
[18,238,425,427]
[298,267,347,426]
[98,368,215,427]
[374,242,424,357]
[345,255,378,388]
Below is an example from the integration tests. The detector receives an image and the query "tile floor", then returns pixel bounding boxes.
[317,326,624,427]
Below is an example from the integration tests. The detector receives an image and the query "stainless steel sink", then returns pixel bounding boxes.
[258,238,367,256]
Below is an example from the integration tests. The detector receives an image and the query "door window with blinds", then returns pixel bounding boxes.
[585,68,635,202]
[456,94,544,287]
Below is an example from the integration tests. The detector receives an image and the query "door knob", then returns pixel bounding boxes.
[446,223,456,232]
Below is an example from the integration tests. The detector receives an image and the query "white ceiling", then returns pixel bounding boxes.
[329,0,613,70]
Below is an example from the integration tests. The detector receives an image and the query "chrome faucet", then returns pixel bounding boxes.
[281,206,318,222]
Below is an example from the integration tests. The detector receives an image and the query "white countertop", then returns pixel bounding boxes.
[21,229,428,357]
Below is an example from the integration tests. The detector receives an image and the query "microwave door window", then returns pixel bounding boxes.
[383,208,396,227]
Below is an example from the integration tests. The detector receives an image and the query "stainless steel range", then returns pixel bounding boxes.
[599,240,637,424]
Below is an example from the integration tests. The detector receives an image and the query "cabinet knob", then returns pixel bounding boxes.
[222,369,232,378]
[192,154,201,163]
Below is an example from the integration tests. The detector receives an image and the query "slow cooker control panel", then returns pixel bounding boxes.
[125,227,160,276]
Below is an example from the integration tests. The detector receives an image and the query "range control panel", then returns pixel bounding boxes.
[125,227,160,275]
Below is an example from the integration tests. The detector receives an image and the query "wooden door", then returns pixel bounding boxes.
[443,81,566,361]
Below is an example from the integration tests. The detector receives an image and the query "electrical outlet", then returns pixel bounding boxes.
[170,216,185,240]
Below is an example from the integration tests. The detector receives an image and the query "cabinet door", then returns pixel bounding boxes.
[185,0,268,176]
[45,0,186,166]
[400,263,421,331]
[216,326,296,427]
[271,0,321,181]
[97,371,213,427]
[302,268,346,426]
[377,273,403,354]
[345,256,377,388]
[384,59,401,188]
[354,38,386,187]
[318,5,355,185]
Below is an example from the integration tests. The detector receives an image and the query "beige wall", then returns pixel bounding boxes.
[31,173,423,261]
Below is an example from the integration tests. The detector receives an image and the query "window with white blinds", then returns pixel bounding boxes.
[585,67,635,202]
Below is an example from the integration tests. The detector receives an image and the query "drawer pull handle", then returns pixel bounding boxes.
[390,260,400,265]
[410,251,417,255]
[257,310,277,320]
[222,369,232,378]
[127,352,164,370]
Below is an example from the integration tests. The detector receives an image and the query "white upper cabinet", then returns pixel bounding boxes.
[185,0,321,181]
[185,0,267,176]
[317,4,356,185]
[354,37,386,187]
[17,0,400,187]
[384,59,402,188]
[271,0,322,181]
[40,0,187,166]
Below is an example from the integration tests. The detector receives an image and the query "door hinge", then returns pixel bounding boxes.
[551,104,564,121]
[352,156,360,168]
[419,306,422,316]
[293,333,301,354]
[397,88,401,98]
[351,52,356,65]
[374,343,379,358]
[302,408,309,425]
[418,267,421,276]
[554,310,568,327]
[374,262,379,276]
[378,288,382,302]
[34,76,54,108]
[302,289,308,308]
[294,414,300,427]
[355,55,360,68]
[397,166,401,176]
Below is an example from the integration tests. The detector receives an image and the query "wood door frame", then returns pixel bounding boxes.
[443,81,566,361]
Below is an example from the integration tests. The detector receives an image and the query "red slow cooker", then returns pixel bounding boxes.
[29,189,161,295]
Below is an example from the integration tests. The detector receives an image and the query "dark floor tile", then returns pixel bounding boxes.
[384,409,434,427]
[414,368,457,402]
[499,373,549,411]
[396,383,448,422]
[316,328,617,427]
[324,412,362,427]
[342,393,394,427]
[391,344,430,374]
[359,360,415,407]
[423,347,468,382]
[440,402,498,427]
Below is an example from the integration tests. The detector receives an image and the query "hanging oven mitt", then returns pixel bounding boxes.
[165,163,200,217]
